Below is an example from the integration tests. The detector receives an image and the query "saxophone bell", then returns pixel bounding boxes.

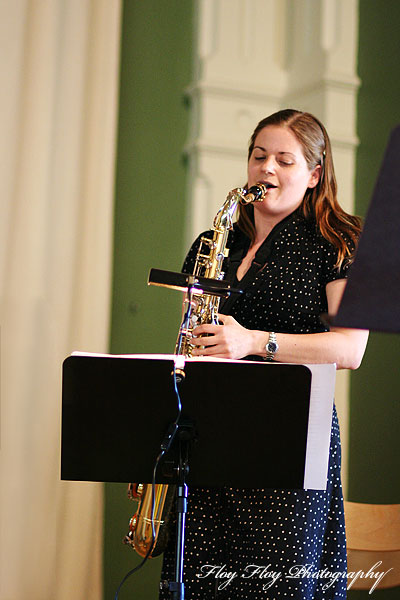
[124,482,176,558]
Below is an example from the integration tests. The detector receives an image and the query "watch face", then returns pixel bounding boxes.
[267,341,278,353]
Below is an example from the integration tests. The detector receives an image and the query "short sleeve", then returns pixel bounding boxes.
[319,234,356,286]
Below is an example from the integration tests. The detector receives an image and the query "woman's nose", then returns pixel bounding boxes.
[261,156,275,174]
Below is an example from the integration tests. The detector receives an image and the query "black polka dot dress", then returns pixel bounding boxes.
[160,209,350,599]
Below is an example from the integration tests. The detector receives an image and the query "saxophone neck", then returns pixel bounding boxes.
[213,183,267,230]
[213,188,245,230]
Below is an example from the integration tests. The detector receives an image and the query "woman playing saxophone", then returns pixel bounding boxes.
[159,109,369,599]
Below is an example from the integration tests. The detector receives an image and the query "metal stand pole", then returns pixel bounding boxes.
[168,425,193,600]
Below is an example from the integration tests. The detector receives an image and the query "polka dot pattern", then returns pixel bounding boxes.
[183,209,353,337]
[159,210,350,598]
[160,410,346,598]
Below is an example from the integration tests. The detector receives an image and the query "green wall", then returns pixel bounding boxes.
[104,1,194,598]
[348,1,400,598]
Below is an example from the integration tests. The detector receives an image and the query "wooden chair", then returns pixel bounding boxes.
[344,501,400,590]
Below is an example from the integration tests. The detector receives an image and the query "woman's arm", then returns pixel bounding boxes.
[189,279,369,369]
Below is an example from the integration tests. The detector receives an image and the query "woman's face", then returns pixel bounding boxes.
[247,125,320,222]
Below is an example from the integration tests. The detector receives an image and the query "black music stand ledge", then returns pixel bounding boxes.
[61,354,336,598]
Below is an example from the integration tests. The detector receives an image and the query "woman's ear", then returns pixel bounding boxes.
[308,164,321,189]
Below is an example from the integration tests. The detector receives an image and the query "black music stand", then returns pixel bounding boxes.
[61,354,335,598]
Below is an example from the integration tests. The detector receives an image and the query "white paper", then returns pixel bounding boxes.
[302,364,335,490]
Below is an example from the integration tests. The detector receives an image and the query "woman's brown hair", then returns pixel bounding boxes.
[237,109,362,269]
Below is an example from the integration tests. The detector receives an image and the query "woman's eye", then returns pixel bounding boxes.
[279,160,293,166]
[254,156,265,161]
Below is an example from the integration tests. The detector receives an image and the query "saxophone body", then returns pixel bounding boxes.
[124,183,267,557]
[176,184,267,357]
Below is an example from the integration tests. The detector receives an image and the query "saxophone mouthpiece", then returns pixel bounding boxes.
[243,183,267,203]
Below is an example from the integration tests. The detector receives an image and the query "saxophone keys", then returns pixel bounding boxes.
[127,483,144,499]
[129,514,138,532]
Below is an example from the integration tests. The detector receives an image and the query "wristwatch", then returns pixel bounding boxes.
[264,331,279,361]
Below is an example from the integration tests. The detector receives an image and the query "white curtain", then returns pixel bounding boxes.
[0,1,122,598]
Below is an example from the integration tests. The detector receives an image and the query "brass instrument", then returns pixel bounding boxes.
[176,184,267,357]
[124,183,267,558]
[124,483,176,557]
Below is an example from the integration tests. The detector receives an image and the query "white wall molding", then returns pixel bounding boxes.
[186,81,285,105]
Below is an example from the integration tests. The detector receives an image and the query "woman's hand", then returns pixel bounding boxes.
[190,313,261,359]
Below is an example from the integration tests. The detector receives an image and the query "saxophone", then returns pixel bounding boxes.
[176,183,267,357]
[124,183,267,557]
